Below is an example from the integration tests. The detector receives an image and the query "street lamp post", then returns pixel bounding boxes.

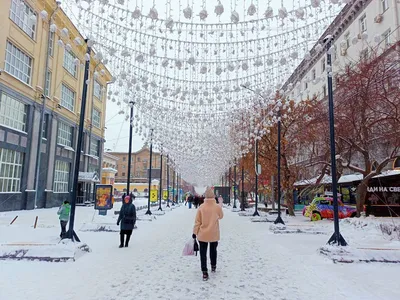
[177,173,180,203]
[145,129,154,215]
[325,36,347,246]
[172,170,175,206]
[166,155,170,208]
[228,167,231,206]
[67,40,92,242]
[233,162,237,209]
[126,101,134,195]
[158,154,163,211]
[241,165,245,211]
[253,138,260,216]
[274,109,285,225]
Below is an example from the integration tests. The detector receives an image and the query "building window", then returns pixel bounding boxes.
[304,81,308,90]
[53,160,70,193]
[312,69,316,80]
[321,58,326,72]
[92,109,101,128]
[122,165,126,169]
[322,85,327,98]
[0,148,23,193]
[382,29,391,47]
[359,15,367,33]
[61,84,75,111]
[49,31,55,56]
[122,172,126,177]
[5,41,32,85]
[122,157,126,161]
[382,0,389,12]
[57,122,73,147]
[9,0,37,39]
[90,139,99,157]
[45,70,51,97]
[137,157,141,162]
[94,80,102,99]
[63,49,77,77]
[88,164,98,173]
[0,92,27,132]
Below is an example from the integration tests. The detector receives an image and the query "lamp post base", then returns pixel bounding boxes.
[158,206,163,211]
[274,215,285,225]
[145,209,152,215]
[66,230,81,242]
[327,232,348,246]
[252,210,260,216]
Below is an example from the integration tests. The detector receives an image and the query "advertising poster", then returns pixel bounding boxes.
[163,190,168,200]
[150,190,158,202]
[95,185,113,210]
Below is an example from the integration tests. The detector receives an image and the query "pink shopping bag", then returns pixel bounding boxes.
[182,239,195,256]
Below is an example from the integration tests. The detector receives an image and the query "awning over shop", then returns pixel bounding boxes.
[294,174,332,187]
[78,172,100,183]
[295,170,400,187]
[338,174,363,184]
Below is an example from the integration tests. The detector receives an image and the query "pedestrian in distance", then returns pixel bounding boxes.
[192,187,224,281]
[193,196,199,209]
[117,195,136,248]
[57,200,71,239]
[188,194,193,209]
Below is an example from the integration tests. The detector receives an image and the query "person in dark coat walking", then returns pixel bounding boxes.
[188,194,193,209]
[117,195,136,248]
[193,196,199,209]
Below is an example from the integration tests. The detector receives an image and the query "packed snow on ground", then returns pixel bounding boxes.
[0,204,400,300]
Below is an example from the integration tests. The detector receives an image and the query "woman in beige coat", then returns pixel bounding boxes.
[192,187,224,280]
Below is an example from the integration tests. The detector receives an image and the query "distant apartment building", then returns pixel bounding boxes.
[284,0,399,178]
[108,146,169,184]
[0,0,112,211]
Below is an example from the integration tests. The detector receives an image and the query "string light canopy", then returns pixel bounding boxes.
[60,0,346,185]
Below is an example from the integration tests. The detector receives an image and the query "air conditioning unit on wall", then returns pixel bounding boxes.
[374,14,383,23]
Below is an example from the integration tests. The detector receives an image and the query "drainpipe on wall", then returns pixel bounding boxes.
[393,0,400,41]
[33,1,61,209]
[85,62,100,203]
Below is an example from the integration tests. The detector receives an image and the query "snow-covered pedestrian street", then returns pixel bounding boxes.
[1,206,400,300]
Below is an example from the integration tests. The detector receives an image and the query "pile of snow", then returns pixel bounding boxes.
[80,223,138,232]
[238,210,257,217]
[339,217,400,244]
[0,240,90,262]
[270,223,328,235]
[320,245,400,263]
[152,210,166,216]
[250,216,269,222]
[137,215,157,221]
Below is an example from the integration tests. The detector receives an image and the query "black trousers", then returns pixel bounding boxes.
[199,241,218,272]
[120,229,133,246]
[60,221,68,238]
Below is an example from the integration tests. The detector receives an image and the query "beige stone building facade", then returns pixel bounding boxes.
[0,0,112,211]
